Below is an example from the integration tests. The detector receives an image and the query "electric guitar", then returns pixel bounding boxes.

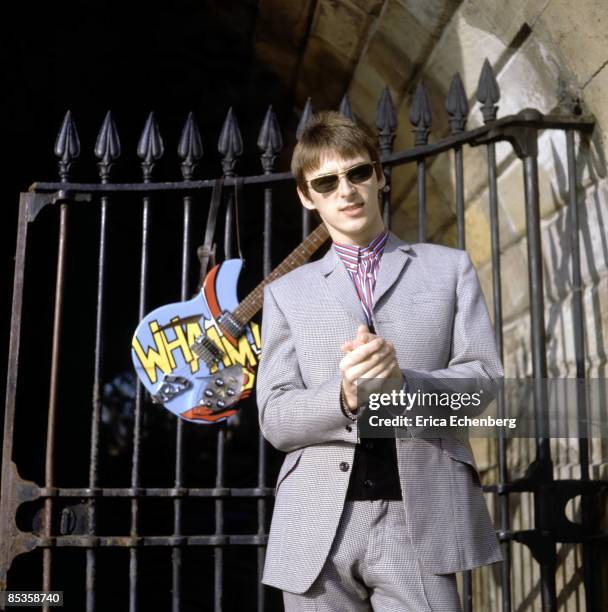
[131,224,329,424]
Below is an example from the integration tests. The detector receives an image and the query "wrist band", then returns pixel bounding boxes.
[340,385,359,421]
[340,384,361,421]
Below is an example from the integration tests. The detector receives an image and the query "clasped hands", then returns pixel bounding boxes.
[339,324,404,413]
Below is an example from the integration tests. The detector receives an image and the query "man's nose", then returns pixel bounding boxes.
[337,174,356,196]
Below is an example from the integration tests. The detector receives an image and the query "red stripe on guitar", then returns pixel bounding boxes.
[202,263,238,348]
[203,264,222,317]
[180,406,239,423]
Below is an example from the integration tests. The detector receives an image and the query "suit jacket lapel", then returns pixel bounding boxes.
[319,231,412,325]
[319,247,368,326]
[372,232,411,306]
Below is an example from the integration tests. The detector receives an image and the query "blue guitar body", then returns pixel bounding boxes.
[131,260,261,424]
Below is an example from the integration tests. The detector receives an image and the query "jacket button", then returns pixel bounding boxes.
[364,479,373,488]
[345,425,352,432]
[339,462,349,472]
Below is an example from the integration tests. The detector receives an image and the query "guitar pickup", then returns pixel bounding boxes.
[217,311,244,337]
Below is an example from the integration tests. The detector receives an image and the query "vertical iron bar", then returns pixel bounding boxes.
[487,140,511,612]
[131,111,162,611]
[216,106,241,612]
[43,200,68,609]
[302,208,311,241]
[258,182,275,612]
[447,72,467,250]
[130,195,150,612]
[43,109,79,612]
[257,185,272,612]
[454,136,470,612]
[171,195,191,612]
[257,104,281,610]
[214,184,235,612]
[224,196,235,260]
[382,168,392,229]
[522,142,556,611]
[455,146,465,250]
[566,129,594,609]
[89,111,119,611]
[409,82,430,242]
[86,190,108,612]
[462,568,472,610]
[263,185,273,292]
[0,194,31,591]
[417,160,426,242]
[488,141,511,611]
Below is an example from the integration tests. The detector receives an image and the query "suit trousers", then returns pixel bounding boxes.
[282,500,462,612]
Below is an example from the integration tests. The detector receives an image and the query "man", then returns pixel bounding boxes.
[256,111,502,611]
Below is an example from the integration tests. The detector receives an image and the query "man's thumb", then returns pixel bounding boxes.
[357,324,370,341]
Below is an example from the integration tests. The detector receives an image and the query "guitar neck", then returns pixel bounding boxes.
[233,224,330,324]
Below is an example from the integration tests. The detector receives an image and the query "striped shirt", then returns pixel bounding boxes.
[333,229,389,325]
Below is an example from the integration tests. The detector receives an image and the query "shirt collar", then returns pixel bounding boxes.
[333,229,389,270]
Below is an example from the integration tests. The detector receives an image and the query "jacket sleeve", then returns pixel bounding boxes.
[256,283,358,453]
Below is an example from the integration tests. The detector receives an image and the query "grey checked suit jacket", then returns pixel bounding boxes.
[256,231,503,594]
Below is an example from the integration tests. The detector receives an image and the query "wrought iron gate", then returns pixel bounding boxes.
[2,59,607,611]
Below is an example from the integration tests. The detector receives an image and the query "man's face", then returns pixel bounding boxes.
[297,151,386,246]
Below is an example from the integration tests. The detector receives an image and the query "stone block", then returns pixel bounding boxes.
[256,0,316,50]
[255,40,300,86]
[392,105,417,157]
[500,239,530,323]
[395,0,461,35]
[467,32,561,136]
[390,164,455,243]
[582,62,608,162]
[495,34,561,119]
[494,138,563,240]
[424,145,491,207]
[356,0,427,96]
[425,1,506,103]
[584,274,608,378]
[470,0,550,45]
[312,0,372,60]
[575,128,608,193]
[463,197,492,267]
[349,63,391,129]
[475,260,492,310]
[297,0,377,105]
[577,179,608,288]
[255,0,316,86]
[295,35,354,106]
[535,0,608,87]
[349,0,384,16]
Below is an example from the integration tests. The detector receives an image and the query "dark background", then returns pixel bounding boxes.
[1,1,313,609]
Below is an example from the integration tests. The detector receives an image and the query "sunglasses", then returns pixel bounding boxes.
[306,161,377,194]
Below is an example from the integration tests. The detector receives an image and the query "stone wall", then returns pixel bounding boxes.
[380,1,608,609]
[255,1,608,607]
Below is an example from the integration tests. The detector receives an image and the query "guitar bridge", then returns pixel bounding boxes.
[190,334,224,367]
[151,375,191,404]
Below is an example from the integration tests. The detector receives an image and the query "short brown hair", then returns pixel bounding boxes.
[291,110,382,199]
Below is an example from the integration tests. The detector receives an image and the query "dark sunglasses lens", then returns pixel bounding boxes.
[347,163,374,184]
[310,175,339,193]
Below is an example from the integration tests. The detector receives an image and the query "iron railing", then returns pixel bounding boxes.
[2,58,606,612]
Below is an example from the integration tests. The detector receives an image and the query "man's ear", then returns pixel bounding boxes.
[297,186,317,211]
[376,169,386,191]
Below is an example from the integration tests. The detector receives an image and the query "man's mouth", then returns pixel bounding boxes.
[340,202,364,212]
